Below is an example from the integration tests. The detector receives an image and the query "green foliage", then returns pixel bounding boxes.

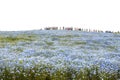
[0,34,36,48]
[107,46,117,51]
[0,66,120,80]
[73,41,86,45]
[60,41,87,47]
[58,35,73,38]
[0,34,36,43]
[45,41,54,46]
[0,36,18,42]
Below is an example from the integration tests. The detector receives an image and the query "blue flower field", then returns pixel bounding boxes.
[0,30,120,80]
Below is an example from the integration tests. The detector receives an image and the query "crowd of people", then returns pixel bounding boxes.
[41,27,119,33]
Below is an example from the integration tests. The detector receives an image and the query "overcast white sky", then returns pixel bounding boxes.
[0,0,120,31]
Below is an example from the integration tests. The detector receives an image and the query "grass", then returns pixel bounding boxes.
[0,34,35,43]
[59,40,87,47]
[107,45,117,51]
[12,47,24,53]
[45,41,54,46]
[0,36,19,43]
[0,66,120,80]
[73,41,86,45]
[0,34,36,48]
[58,35,73,38]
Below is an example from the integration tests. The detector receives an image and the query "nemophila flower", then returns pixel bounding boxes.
[0,30,120,75]
[24,49,35,54]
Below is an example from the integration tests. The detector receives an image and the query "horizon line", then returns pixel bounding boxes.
[0,26,120,33]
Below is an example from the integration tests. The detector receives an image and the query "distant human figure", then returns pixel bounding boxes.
[105,31,113,33]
